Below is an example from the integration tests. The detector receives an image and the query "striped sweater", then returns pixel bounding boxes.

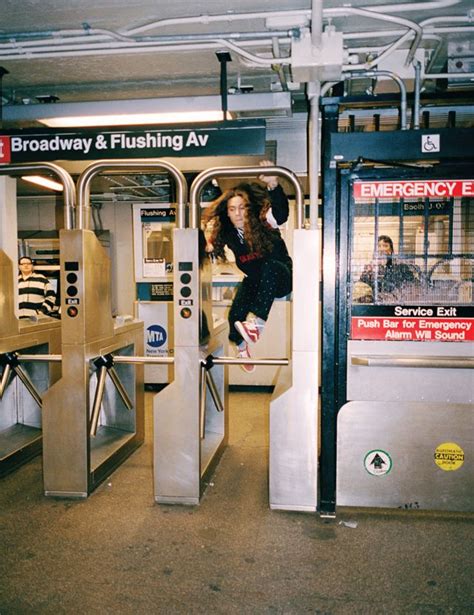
[18,273,57,318]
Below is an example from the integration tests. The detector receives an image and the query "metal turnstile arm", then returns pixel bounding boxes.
[90,365,108,438]
[108,366,134,410]
[0,363,12,398]
[89,353,175,437]
[0,352,43,407]
[205,370,224,414]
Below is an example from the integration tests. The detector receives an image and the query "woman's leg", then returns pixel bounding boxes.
[228,277,259,345]
[252,259,292,321]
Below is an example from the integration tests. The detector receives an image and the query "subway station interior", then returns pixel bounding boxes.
[0,1,473,613]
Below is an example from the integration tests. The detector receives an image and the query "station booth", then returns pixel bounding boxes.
[320,119,474,516]
[0,163,71,476]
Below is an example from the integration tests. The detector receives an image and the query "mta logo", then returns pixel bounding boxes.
[147,324,167,348]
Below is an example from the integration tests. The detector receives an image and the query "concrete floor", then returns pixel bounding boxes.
[0,391,473,614]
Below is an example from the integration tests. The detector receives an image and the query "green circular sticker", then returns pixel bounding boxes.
[364,449,392,476]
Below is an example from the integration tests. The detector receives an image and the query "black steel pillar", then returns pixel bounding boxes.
[215,52,232,121]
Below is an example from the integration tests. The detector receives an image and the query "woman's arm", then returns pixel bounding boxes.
[266,184,289,226]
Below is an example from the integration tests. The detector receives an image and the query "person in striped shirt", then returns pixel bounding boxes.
[18,256,58,319]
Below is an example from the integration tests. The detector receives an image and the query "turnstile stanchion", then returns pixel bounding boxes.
[269,225,319,512]
[153,228,229,504]
[41,228,145,497]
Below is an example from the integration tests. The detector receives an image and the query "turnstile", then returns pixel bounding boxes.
[153,226,228,504]
[153,165,319,510]
[0,162,72,476]
[41,159,185,497]
[41,229,145,496]
[0,249,61,476]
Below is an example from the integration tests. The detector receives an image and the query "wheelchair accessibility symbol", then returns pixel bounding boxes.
[421,134,440,153]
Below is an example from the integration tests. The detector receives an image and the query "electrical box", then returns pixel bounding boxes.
[291,29,344,83]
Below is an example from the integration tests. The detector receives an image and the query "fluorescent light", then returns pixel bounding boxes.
[22,175,64,191]
[40,110,226,128]
[3,93,292,127]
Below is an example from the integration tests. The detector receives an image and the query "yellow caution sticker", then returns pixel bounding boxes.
[434,442,465,471]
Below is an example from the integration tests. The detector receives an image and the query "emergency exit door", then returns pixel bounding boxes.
[336,167,474,512]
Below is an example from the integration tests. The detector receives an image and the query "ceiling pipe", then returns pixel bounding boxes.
[311,0,323,49]
[307,81,321,231]
[271,37,289,91]
[0,66,9,127]
[344,70,408,130]
[413,61,422,130]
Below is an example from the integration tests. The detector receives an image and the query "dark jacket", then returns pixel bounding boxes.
[222,185,292,277]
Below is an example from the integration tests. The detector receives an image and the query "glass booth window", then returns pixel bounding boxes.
[351,179,474,306]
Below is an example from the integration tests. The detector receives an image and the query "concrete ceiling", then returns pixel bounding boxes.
[1,0,473,113]
[2,0,473,198]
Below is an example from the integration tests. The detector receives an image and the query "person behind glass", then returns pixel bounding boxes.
[202,161,292,373]
[360,235,415,296]
[18,256,57,319]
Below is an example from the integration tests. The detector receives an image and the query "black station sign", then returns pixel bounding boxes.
[0,119,266,163]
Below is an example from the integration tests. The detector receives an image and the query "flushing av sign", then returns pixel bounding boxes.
[0,119,265,162]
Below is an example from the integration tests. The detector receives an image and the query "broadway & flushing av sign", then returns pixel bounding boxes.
[0,119,265,162]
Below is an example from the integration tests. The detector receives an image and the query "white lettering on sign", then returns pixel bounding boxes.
[354,180,474,200]
[11,136,93,154]
[186,132,209,147]
[8,130,214,157]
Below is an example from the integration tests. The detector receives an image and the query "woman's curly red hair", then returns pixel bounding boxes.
[202,183,279,261]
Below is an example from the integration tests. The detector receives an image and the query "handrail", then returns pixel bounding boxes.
[0,162,76,229]
[76,159,188,230]
[351,355,474,369]
[189,165,304,230]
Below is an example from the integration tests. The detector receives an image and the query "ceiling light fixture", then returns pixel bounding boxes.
[3,93,292,128]
[21,175,64,191]
[40,110,226,128]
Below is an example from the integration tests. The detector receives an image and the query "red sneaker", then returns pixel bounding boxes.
[235,320,262,345]
[237,343,255,373]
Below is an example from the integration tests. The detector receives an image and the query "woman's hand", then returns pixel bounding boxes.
[258,159,278,190]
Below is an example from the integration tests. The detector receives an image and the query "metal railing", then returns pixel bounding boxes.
[0,162,76,229]
[76,159,188,229]
[188,165,304,230]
